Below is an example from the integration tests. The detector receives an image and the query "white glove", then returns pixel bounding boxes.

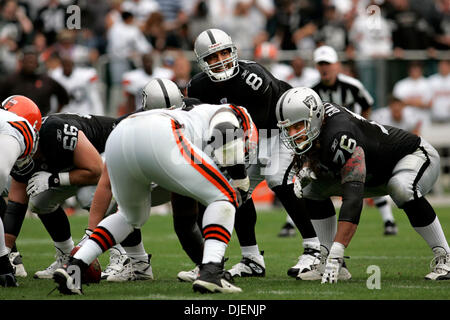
[231,176,250,206]
[298,167,317,185]
[321,257,341,284]
[293,177,303,199]
[26,171,60,197]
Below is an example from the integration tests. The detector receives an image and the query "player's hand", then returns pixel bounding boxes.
[232,176,250,206]
[321,257,341,284]
[298,167,317,185]
[26,171,60,197]
[293,177,303,198]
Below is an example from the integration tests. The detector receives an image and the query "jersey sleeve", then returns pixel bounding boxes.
[39,117,79,169]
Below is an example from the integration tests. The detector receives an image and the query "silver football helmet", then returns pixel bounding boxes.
[275,87,324,155]
[142,78,184,110]
[194,28,239,82]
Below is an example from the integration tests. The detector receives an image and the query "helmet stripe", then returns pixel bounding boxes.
[278,91,289,121]
[156,79,171,108]
[206,30,216,44]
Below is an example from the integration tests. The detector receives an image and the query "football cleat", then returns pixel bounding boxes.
[384,221,398,236]
[9,251,27,277]
[34,249,71,279]
[177,265,200,282]
[227,252,265,278]
[288,248,321,278]
[53,268,83,295]
[0,272,18,287]
[278,222,296,237]
[106,254,154,282]
[101,247,129,280]
[193,261,242,294]
[425,247,450,280]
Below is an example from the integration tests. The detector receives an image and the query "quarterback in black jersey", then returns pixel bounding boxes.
[182,28,320,280]
[4,112,117,279]
[277,87,450,282]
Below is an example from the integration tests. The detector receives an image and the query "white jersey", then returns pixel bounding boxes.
[370,106,421,132]
[393,76,432,126]
[50,67,104,116]
[427,72,450,122]
[0,109,37,160]
[122,67,174,110]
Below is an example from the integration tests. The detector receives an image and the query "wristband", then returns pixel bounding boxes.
[58,172,71,186]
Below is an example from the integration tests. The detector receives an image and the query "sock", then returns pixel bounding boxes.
[201,201,235,264]
[74,239,103,266]
[311,216,337,253]
[112,244,126,255]
[54,237,74,254]
[37,206,71,242]
[286,214,294,226]
[0,218,7,257]
[123,240,148,261]
[414,216,450,253]
[303,237,321,251]
[241,245,260,257]
[234,198,257,246]
[374,196,395,222]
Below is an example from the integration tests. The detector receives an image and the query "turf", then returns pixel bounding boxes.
[1,205,449,301]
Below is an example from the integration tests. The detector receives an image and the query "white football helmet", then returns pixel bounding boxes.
[194,28,239,82]
[275,87,324,155]
[142,78,184,110]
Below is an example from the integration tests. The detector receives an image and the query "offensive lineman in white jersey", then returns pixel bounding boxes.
[0,95,41,287]
[54,102,257,294]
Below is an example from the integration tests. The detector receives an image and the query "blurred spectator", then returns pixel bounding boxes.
[315,4,349,52]
[105,0,124,30]
[272,0,323,51]
[121,52,173,114]
[284,55,319,87]
[393,61,432,127]
[428,59,450,123]
[121,0,160,28]
[229,1,274,57]
[185,0,215,42]
[385,0,432,56]
[154,0,188,32]
[311,45,373,119]
[49,29,98,66]
[348,2,393,58]
[49,55,105,116]
[172,52,192,95]
[427,0,450,50]
[0,46,69,115]
[252,40,291,80]
[371,95,422,135]
[0,0,33,75]
[34,0,69,45]
[80,0,111,55]
[143,11,167,51]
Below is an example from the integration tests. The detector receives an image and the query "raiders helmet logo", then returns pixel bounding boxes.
[303,95,318,112]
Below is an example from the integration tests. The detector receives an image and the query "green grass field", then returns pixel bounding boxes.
[1,205,449,302]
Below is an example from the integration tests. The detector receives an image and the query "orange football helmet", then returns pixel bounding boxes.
[1,95,42,131]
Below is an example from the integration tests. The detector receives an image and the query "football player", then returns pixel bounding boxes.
[276,87,450,282]
[0,95,41,287]
[53,102,257,295]
[183,28,321,279]
[80,78,197,282]
[3,111,117,280]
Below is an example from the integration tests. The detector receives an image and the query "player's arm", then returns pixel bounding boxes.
[87,163,112,231]
[4,177,29,249]
[69,130,103,185]
[335,145,366,247]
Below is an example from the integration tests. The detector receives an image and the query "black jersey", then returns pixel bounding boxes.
[12,113,117,183]
[311,74,373,114]
[187,60,292,131]
[317,103,421,186]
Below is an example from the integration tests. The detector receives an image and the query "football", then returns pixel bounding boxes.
[70,246,102,284]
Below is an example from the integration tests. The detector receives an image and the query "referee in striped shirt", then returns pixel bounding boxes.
[311,45,373,119]
[309,45,399,236]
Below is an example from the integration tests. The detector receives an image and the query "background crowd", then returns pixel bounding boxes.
[0,0,449,199]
